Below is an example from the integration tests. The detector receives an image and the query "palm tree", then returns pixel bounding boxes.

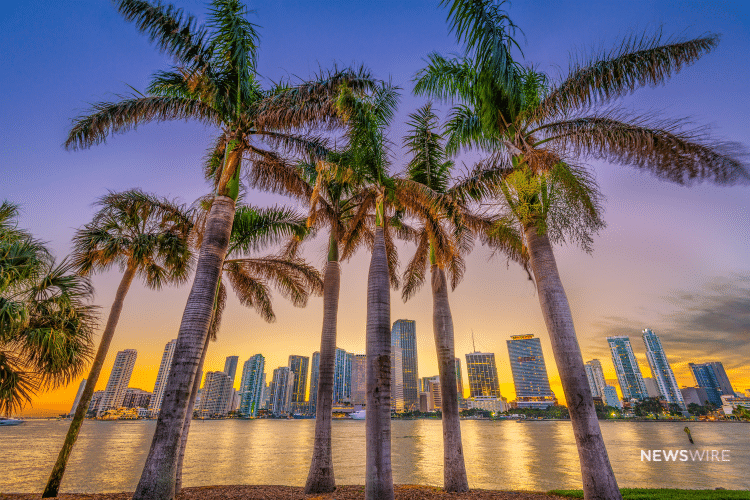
[0,202,97,417]
[416,2,747,498]
[42,190,193,498]
[399,103,526,492]
[65,2,369,497]
[174,199,322,493]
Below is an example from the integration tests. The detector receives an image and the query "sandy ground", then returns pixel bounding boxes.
[0,485,569,499]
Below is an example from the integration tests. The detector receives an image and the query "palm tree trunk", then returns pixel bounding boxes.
[42,264,137,498]
[303,253,340,493]
[133,195,235,500]
[431,264,469,492]
[174,333,210,494]
[365,225,393,500]
[524,226,622,500]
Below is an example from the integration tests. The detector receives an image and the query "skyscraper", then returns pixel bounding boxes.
[239,354,265,416]
[391,319,419,410]
[149,339,177,417]
[98,349,137,413]
[288,355,309,403]
[122,388,151,408]
[507,335,556,409]
[584,359,607,398]
[351,354,367,406]
[270,367,295,415]
[224,356,239,383]
[607,336,648,401]
[309,351,320,411]
[642,377,661,398]
[333,348,352,404]
[197,371,233,417]
[642,329,685,409]
[69,379,86,416]
[465,352,501,398]
[689,362,734,407]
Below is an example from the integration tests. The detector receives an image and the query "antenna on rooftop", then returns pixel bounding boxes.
[472,329,477,353]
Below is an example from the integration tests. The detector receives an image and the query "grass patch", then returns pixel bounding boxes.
[550,489,750,499]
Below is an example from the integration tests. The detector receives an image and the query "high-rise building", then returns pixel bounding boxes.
[224,356,239,383]
[239,354,265,416]
[309,351,320,411]
[465,352,501,398]
[122,388,151,408]
[424,376,441,411]
[333,348,352,404]
[197,371,233,417]
[98,349,137,412]
[689,362,734,407]
[149,339,177,417]
[288,355,309,403]
[391,319,419,410]
[507,335,556,409]
[270,367,295,415]
[642,329,685,409]
[603,385,622,409]
[607,336,648,401]
[69,379,86,416]
[88,391,104,413]
[391,343,404,412]
[351,354,367,406]
[584,359,607,398]
[642,377,661,398]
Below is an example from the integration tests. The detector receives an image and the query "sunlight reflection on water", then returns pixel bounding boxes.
[1,419,748,493]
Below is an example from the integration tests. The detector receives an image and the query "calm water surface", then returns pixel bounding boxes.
[1,419,748,493]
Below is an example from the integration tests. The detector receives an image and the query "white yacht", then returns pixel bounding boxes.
[0,417,24,426]
[349,410,366,420]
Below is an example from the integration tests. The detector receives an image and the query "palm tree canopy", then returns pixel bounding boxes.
[1,203,97,416]
[72,190,194,290]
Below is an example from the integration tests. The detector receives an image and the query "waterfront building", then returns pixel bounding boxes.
[197,371,233,417]
[148,339,177,417]
[720,394,750,416]
[351,354,367,406]
[391,341,404,412]
[642,377,661,399]
[584,359,607,398]
[309,351,320,411]
[642,329,685,409]
[465,352,501,398]
[239,354,265,416]
[224,356,239,383]
[424,376,441,411]
[69,379,86,416]
[602,385,622,409]
[391,319,419,410]
[270,367,295,415]
[689,362,735,407]
[507,335,556,409]
[98,349,137,413]
[681,386,710,407]
[467,396,509,413]
[419,392,429,412]
[122,388,151,408]
[333,348,352,404]
[607,336,648,401]
[288,355,309,403]
[88,391,104,413]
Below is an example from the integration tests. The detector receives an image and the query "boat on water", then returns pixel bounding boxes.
[292,413,314,419]
[0,418,24,426]
[349,410,366,420]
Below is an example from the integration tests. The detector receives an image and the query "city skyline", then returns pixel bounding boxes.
[6,0,749,416]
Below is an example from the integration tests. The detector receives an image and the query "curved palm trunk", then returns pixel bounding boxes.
[365,226,393,500]
[174,333,210,494]
[431,264,469,492]
[304,255,341,494]
[42,264,137,498]
[133,195,235,500]
[524,226,622,500]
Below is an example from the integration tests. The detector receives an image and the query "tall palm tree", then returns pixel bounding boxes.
[174,199,322,493]
[399,103,526,492]
[65,2,369,497]
[0,202,97,417]
[416,2,747,498]
[42,190,193,498]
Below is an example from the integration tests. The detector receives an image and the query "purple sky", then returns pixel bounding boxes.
[2,0,748,414]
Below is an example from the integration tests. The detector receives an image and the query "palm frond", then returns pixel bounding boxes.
[401,230,430,301]
[224,261,274,322]
[413,53,478,103]
[228,205,309,256]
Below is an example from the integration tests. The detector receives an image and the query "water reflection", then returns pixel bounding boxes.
[1,420,747,493]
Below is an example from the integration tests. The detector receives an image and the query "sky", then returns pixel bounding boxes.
[1,0,749,416]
